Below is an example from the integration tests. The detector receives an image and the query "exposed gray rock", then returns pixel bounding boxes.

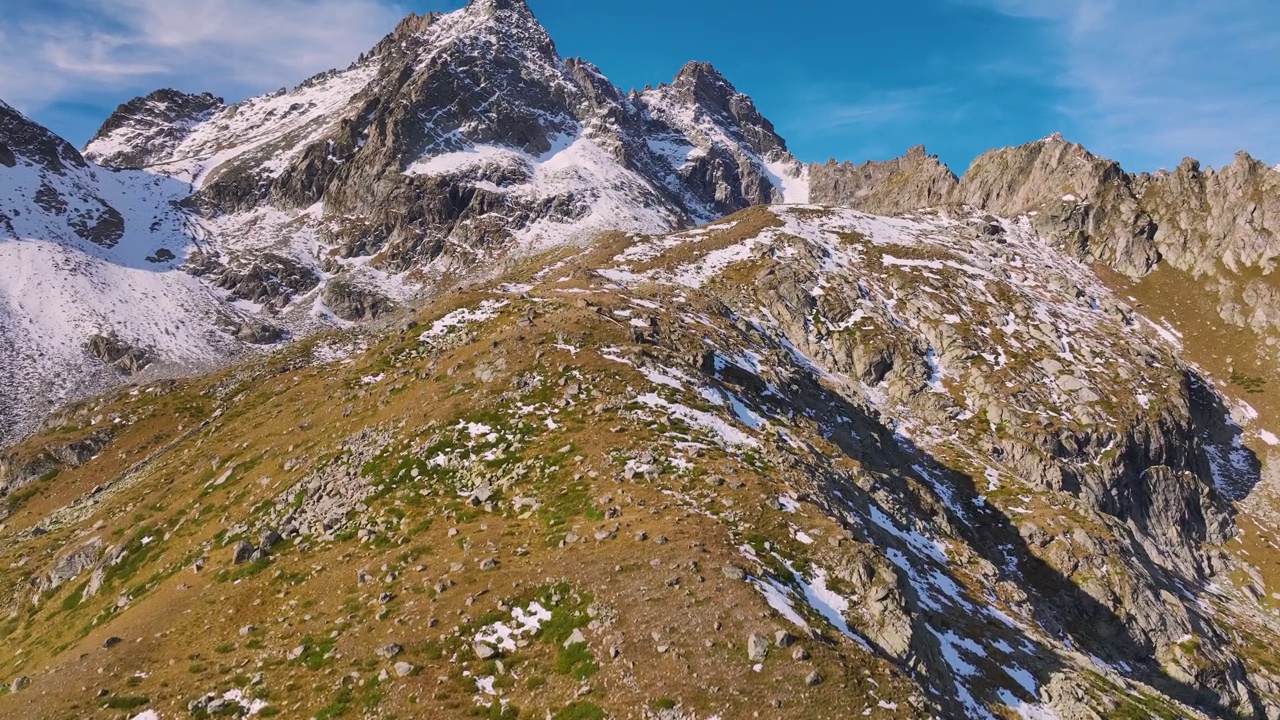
[321,277,394,322]
[189,251,320,310]
[810,145,957,214]
[747,633,769,662]
[231,540,256,564]
[376,643,403,659]
[49,537,103,590]
[85,334,152,375]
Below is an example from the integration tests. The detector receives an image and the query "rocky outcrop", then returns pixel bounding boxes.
[83,89,224,168]
[810,136,1280,342]
[320,277,394,321]
[187,251,320,309]
[47,538,103,590]
[85,334,152,374]
[1138,153,1280,276]
[810,135,1162,277]
[809,146,957,215]
[0,427,114,500]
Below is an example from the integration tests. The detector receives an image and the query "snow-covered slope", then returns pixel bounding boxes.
[0,101,263,442]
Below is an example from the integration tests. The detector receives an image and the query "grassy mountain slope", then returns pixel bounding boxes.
[2,206,1278,719]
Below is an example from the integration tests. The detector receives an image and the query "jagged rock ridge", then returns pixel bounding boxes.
[809,136,1280,333]
[84,0,808,270]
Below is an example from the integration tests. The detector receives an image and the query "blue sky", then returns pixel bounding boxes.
[2,0,1277,173]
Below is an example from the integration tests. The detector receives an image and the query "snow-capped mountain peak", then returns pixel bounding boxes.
[2,0,809,441]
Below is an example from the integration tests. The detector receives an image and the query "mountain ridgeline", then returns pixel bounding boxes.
[809,139,1280,335]
[2,1,1280,719]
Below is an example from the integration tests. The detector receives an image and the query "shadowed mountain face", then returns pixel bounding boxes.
[2,3,1280,717]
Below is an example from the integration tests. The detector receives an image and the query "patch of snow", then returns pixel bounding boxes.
[634,392,759,447]
[474,601,553,652]
[762,156,811,204]
[749,574,810,629]
[421,300,510,340]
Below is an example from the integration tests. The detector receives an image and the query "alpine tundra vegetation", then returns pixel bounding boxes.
[2,1,1280,719]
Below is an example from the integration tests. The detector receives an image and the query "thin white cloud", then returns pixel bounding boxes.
[800,86,954,134]
[967,0,1280,169]
[0,0,409,119]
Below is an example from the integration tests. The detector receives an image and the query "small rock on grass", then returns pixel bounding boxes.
[747,633,770,662]
[563,629,587,648]
[231,540,256,564]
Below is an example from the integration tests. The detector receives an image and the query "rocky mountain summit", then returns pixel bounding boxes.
[0,0,805,444]
[84,0,806,270]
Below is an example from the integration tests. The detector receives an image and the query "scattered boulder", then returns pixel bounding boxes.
[747,633,770,662]
[231,540,256,564]
[563,629,587,648]
[474,641,499,660]
[376,643,404,659]
[721,566,746,581]
[258,528,282,550]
